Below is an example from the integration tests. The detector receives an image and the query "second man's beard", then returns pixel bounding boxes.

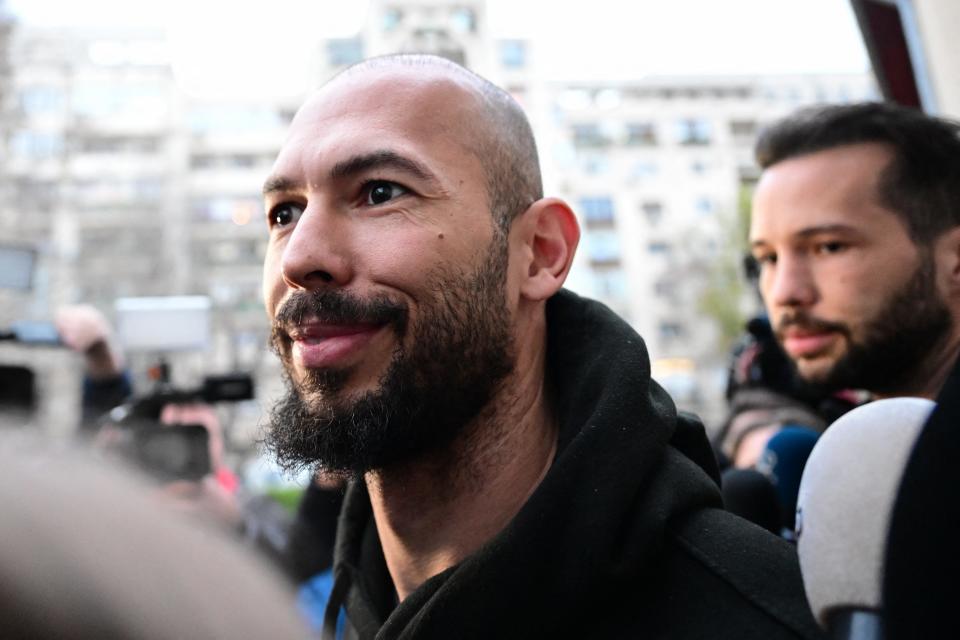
[782,255,952,395]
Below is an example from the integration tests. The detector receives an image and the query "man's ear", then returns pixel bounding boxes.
[513,197,580,301]
[936,226,960,297]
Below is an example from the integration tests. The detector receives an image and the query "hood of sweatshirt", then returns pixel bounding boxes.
[327,289,723,639]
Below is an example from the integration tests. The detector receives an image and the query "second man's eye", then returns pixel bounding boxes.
[366,181,407,205]
[815,241,847,255]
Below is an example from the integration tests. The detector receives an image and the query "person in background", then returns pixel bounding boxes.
[55,304,131,428]
[57,304,242,526]
[749,101,960,640]
[750,102,960,401]
[715,314,860,469]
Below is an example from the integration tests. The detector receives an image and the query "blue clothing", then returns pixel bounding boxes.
[298,569,345,638]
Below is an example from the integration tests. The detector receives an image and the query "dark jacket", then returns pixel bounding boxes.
[323,290,824,640]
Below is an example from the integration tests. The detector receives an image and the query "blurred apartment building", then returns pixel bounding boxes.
[0,0,874,435]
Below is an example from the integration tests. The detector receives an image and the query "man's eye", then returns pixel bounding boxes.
[815,241,846,255]
[753,252,776,266]
[269,203,304,228]
[364,181,407,205]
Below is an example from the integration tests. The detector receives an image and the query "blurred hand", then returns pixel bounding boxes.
[55,305,124,379]
[160,476,243,529]
[733,424,780,468]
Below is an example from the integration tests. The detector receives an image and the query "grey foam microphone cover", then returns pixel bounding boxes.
[0,442,307,639]
[795,397,935,628]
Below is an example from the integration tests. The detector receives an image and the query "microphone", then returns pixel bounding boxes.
[721,467,782,535]
[795,397,935,639]
[757,425,820,534]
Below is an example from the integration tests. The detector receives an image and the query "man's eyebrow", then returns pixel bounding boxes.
[262,151,442,197]
[750,224,860,249]
[793,224,860,238]
[262,176,302,197]
[330,150,441,187]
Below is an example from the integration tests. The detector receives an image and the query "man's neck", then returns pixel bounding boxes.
[364,338,557,602]
[876,334,960,400]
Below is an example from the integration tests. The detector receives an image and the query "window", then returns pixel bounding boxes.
[499,40,526,69]
[695,197,713,215]
[327,39,364,67]
[675,118,712,146]
[625,122,657,146]
[20,86,63,114]
[189,153,261,169]
[9,132,63,159]
[229,154,257,168]
[79,136,160,154]
[451,8,476,33]
[382,7,402,31]
[134,177,165,201]
[580,197,615,224]
[593,269,628,299]
[629,161,659,180]
[648,241,671,255]
[571,124,612,148]
[658,321,685,340]
[581,155,610,176]
[730,119,757,138]
[653,280,675,299]
[191,154,215,169]
[585,229,622,263]
[640,201,663,225]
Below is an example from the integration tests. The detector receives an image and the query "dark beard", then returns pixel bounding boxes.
[778,255,952,394]
[264,236,515,476]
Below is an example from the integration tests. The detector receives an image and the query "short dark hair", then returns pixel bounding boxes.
[338,54,543,235]
[755,102,960,242]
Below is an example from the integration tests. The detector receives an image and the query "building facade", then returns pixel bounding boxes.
[0,0,874,437]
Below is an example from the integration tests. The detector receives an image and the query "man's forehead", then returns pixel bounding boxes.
[297,62,483,125]
[271,65,488,184]
[759,144,892,195]
[750,145,904,242]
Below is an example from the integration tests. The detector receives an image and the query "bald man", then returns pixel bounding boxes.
[261,54,821,640]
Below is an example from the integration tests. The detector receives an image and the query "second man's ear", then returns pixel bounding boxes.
[934,226,960,297]
[512,198,580,302]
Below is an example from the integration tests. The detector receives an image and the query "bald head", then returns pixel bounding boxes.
[325,54,543,233]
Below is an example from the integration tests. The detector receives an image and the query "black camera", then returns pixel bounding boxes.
[103,374,254,482]
[0,321,64,413]
[128,423,212,482]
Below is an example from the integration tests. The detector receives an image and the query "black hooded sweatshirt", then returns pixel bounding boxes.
[323,290,824,640]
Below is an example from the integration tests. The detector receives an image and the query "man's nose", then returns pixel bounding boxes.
[279,206,353,290]
[765,254,817,309]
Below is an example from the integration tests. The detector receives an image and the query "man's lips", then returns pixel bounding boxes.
[288,321,386,369]
[781,329,839,358]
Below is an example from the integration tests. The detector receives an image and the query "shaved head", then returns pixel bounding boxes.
[328,54,543,233]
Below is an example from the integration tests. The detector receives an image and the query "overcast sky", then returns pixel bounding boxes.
[6,0,870,90]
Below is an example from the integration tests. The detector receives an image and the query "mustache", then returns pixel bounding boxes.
[775,312,849,338]
[270,289,408,350]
